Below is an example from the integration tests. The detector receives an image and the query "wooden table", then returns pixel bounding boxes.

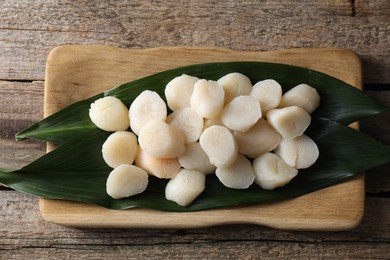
[1,1,389,258]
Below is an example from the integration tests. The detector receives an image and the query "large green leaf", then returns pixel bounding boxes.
[3,62,389,212]
[1,118,389,212]
[16,62,388,145]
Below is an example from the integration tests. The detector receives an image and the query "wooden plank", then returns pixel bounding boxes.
[0,81,43,122]
[37,45,365,230]
[0,80,45,189]
[0,0,389,83]
[1,241,389,259]
[0,191,389,258]
[0,81,45,170]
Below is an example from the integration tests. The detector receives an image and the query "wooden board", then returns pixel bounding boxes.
[40,45,364,230]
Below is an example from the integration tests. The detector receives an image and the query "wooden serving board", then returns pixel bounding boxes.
[40,45,364,230]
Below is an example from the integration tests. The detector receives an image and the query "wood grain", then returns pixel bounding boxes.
[0,0,389,83]
[0,81,45,170]
[0,0,389,258]
[1,191,389,258]
[40,45,364,230]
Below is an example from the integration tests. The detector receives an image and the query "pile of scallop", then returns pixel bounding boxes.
[89,73,320,206]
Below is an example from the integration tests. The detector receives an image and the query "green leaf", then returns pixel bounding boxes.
[4,62,389,212]
[16,62,388,145]
[1,118,389,212]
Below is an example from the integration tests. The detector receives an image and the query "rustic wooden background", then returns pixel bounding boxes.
[0,0,389,258]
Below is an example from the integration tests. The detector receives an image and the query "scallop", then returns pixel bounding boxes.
[165,169,206,206]
[106,164,149,199]
[89,96,129,132]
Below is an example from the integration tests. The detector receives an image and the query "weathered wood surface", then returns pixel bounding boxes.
[0,0,389,258]
[0,0,389,83]
[1,191,389,258]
